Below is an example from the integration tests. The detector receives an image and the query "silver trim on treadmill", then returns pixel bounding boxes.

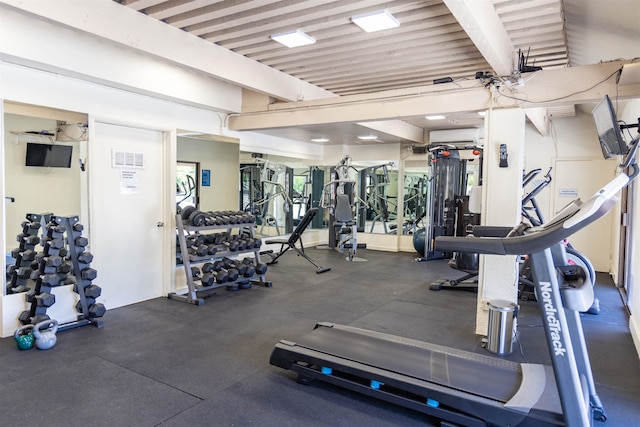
[504,363,546,413]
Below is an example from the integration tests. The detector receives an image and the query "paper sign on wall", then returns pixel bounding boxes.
[559,188,579,198]
[120,169,139,194]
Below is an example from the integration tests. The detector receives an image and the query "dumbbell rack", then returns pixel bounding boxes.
[18,215,105,331]
[6,213,52,295]
[170,213,272,305]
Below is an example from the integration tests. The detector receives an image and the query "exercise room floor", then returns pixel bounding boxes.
[1,248,639,426]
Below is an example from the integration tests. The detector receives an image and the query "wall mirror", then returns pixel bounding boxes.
[352,161,398,235]
[239,152,331,237]
[3,101,88,296]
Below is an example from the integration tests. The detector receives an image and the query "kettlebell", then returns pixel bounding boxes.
[14,324,35,351]
[33,319,58,350]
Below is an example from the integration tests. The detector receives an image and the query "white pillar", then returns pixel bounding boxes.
[476,108,525,335]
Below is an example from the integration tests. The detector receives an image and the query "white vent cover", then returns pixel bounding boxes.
[112,150,144,168]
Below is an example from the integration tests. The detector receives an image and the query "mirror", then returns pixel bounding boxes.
[3,103,87,296]
[401,162,429,235]
[239,152,331,237]
[354,161,398,234]
[176,161,199,211]
[239,152,405,237]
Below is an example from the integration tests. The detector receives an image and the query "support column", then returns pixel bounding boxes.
[476,108,525,335]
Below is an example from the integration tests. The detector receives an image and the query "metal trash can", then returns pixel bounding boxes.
[486,299,517,356]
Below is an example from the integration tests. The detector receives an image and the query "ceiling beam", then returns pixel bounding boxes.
[442,0,515,76]
[0,0,334,103]
[525,107,551,137]
[229,61,638,130]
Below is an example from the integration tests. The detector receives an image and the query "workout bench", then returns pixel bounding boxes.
[261,207,331,274]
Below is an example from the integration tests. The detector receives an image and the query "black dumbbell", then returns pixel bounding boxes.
[36,292,56,307]
[190,266,201,278]
[202,262,215,274]
[212,270,228,283]
[200,273,215,287]
[25,289,36,303]
[46,255,63,267]
[78,252,94,264]
[84,285,102,298]
[226,241,240,252]
[243,264,256,277]
[76,298,95,313]
[87,303,106,318]
[255,263,268,275]
[22,249,37,261]
[57,261,73,274]
[42,273,61,286]
[225,268,239,282]
[188,210,207,227]
[80,268,98,280]
[232,262,248,276]
[75,236,89,247]
[16,267,33,279]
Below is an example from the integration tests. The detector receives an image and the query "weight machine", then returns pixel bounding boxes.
[321,155,366,261]
[416,145,482,260]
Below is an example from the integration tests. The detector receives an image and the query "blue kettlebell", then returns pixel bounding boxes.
[14,324,35,350]
[33,319,58,350]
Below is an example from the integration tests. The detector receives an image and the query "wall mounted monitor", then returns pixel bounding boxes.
[25,142,73,168]
[592,95,628,159]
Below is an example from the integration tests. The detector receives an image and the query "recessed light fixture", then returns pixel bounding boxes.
[357,134,378,140]
[425,115,446,120]
[477,111,486,117]
[271,30,316,48]
[311,137,330,143]
[351,10,399,33]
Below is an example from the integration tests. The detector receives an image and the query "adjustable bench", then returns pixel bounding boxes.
[261,207,331,274]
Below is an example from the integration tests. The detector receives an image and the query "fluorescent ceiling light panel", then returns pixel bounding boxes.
[357,134,378,140]
[271,30,316,48]
[311,137,330,143]
[477,111,486,117]
[425,115,446,120]
[351,10,399,33]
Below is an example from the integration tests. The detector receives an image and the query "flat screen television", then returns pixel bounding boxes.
[25,142,73,168]
[592,95,628,159]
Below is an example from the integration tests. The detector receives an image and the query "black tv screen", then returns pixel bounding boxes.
[26,142,73,168]
[592,95,628,159]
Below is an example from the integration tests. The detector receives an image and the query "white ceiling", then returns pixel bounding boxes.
[115,0,640,145]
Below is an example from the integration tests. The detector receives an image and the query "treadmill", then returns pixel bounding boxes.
[269,169,640,426]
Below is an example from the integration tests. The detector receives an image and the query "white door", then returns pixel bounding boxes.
[552,159,617,272]
[89,122,167,309]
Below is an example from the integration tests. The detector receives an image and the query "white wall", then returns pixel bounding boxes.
[524,111,618,271]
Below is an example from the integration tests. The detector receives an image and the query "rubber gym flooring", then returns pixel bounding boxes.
[1,248,639,426]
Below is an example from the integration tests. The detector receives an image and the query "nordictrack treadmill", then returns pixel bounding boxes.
[269,171,640,426]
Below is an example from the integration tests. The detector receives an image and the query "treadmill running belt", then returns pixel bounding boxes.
[294,324,522,403]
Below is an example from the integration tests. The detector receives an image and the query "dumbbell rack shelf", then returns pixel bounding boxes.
[169,214,272,305]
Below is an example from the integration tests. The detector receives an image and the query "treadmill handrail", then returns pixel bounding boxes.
[435,173,624,256]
